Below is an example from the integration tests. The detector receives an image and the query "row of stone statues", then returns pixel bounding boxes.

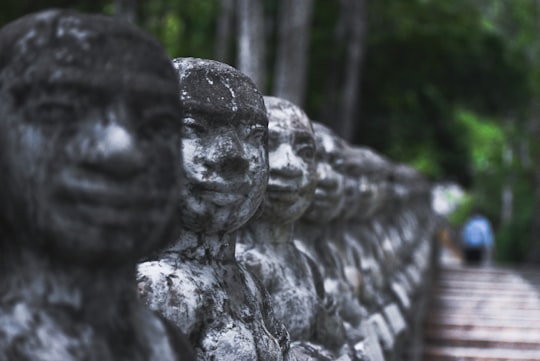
[0,9,437,361]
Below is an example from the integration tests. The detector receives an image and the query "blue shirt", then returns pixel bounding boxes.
[462,215,494,249]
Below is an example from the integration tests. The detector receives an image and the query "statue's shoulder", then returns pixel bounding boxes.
[136,306,197,361]
[137,259,219,337]
[137,260,178,298]
[140,259,220,297]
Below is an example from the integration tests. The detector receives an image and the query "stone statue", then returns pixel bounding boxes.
[340,147,389,311]
[331,145,366,300]
[383,165,431,308]
[0,9,195,361]
[348,152,408,354]
[236,96,349,360]
[137,58,290,361]
[293,122,368,353]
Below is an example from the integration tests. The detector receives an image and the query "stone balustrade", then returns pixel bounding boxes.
[0,9,440,361]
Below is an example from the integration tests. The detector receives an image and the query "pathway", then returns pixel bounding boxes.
[423,265,540,361]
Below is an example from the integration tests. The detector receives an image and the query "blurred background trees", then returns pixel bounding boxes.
[2,0,540,263]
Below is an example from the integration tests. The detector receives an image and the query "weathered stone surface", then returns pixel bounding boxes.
[137,58,290,361]
[354,321,385,361]
[0,9,195,361]
[383,303,407,337]
[333,146,370,299]
[236,96,350,360]
[294,123,366,324]
[390,280,411,311]
[369,313,395,352]
[0,9,439,358]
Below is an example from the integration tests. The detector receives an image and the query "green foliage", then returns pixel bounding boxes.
[456,109,505,173]
[495,179,536,263]
[350,0,531,187]
[305,0,342,117]
[457,107,540,263]
[447,194,472,228]
[0,0,108,25]
[139,0,219,59]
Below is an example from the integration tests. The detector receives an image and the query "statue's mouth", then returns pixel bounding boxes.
[53,176,170,226]
[206,191,245,207]
[266,183,298,202]
[313,187,340,205]
[187,181,250,207]
[190,180,250,194]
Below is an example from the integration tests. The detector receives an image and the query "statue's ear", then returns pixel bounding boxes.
[249,201,266,223]
[303,253,325,299]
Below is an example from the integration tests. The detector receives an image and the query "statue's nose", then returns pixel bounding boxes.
[317,162,338,189]
[90,123,146,178]
[270,144,303,179]
[70,117,146,179]
[206,130,249,176]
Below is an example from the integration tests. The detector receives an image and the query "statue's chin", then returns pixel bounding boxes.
[28,206,172,265]
[302,203,343,224]
[263,198,312,225]
[181,209,251,235]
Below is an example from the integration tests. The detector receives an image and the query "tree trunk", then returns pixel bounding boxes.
[272,0,314,106]
[114,0,137,24]
[320,0,349,129]
[528,97,540,263]
[338,0,368,141]
[527,0,540,263]
[500,146,513,226]
[215,0,235,63]
[236,0,266,90]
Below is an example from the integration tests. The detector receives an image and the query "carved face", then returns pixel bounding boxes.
[302,123,345,223]
[262,97,317,223]
[342,173,361,220]
[0,13,182,265]
[355,172,373,218]
[174,59,269,234]
[354,150,393,219]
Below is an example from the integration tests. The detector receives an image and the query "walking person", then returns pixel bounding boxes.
[461,212,495,265]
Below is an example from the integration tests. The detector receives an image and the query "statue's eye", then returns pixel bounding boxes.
[246,124,267,142]
[297,145,315,160]
[328,153,346,172]
[32,100,76,123]
[181,117,207,138]
[267,131,281,151]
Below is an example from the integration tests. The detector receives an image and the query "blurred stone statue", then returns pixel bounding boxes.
[343,148,389,312]
[386,165,428,305]
[358,160,410,354]
[0,9,195,361]
[293,122,368,356]
[332,146,366,300]
[137,58,290,361]
[236,96,349,360]
[340,148,402,355]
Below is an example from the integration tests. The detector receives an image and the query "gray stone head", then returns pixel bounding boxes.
[345,147,385,220]
[0,9,183,265]
[172,57,269,234]
[301,122,346,223]
[262,96,317,224]
[391,164,424,202]
[339,144,363,220]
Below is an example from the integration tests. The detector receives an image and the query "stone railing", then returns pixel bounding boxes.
[0,10,440,361]
[359,160,439,361]
[312,146,439,361]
